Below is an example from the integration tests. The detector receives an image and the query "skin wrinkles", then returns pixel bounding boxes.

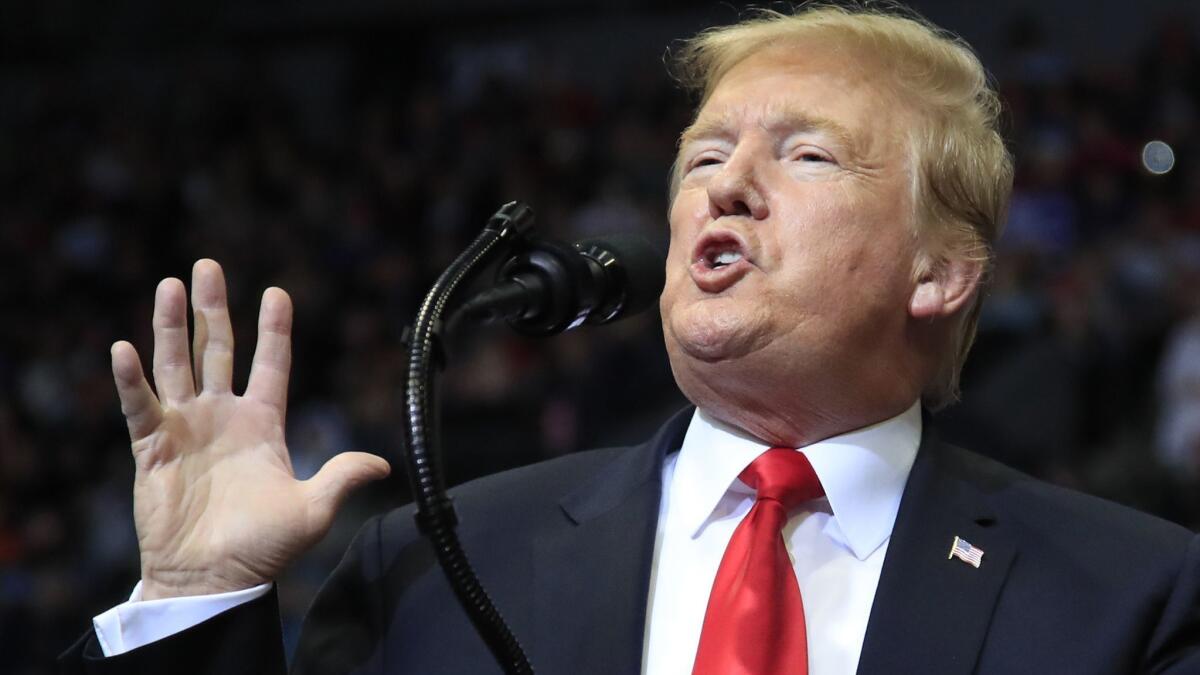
[659,44,949,448]
[680,103,864,169]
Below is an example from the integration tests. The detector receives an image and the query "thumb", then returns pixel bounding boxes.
[304,451,391,525]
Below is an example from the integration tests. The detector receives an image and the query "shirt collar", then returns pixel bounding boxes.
[672,401,922,561]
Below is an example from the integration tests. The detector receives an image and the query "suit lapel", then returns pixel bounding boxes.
[857,427,1017,675]
[530,409,691,675]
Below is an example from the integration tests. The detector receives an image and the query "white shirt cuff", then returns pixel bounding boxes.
[92,581,273,656]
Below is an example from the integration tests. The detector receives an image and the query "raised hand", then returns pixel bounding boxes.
[112,259,390,600]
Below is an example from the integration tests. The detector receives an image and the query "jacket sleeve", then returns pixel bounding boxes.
[1146,533,1200,674]
[57,586,287,675]
[58,514,390,675]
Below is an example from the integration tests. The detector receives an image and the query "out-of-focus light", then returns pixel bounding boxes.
[1142,140,1175,175]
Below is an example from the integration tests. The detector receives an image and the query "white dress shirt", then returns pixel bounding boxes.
[95,402,921,668]
[641,402,921,675]
[93,580,272,655]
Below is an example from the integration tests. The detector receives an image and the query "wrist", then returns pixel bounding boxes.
[140,567,268,601]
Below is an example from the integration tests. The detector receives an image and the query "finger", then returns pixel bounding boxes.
[191,259,235,395]
[111,341,163,441]
[303,452,391,529]
[245,287,293,415]
[151,278,196,406]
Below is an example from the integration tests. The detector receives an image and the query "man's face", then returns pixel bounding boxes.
[660,44,925,422]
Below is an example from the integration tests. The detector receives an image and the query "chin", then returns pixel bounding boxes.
[664,300,767,364]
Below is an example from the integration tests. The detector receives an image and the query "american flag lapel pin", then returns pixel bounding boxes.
[948,535,984,568]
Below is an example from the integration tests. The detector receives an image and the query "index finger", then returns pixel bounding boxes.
[244,287,293,416]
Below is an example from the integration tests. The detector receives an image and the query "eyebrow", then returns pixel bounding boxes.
[679,104,860,160]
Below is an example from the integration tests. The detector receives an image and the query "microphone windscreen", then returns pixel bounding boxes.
[581,233,666,318]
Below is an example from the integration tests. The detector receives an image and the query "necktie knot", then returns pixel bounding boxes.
[739,447,824,512]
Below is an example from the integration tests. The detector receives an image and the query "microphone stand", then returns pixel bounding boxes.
[402,201,536,675]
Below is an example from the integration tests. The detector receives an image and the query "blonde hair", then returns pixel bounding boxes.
[670,2,1013,410]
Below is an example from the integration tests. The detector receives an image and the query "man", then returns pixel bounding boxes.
[61,5,1200,674]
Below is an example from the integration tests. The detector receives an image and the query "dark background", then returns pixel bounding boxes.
[3,1,1200,672]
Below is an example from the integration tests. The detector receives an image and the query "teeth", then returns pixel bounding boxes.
[713,250,742,266]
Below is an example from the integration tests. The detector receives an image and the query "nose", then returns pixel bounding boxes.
[706,146,770,221]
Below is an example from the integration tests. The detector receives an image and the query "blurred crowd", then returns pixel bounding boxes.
[2,6,1200,673]
[939,15,1200,524]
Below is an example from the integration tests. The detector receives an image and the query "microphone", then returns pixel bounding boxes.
[455,233,665,336]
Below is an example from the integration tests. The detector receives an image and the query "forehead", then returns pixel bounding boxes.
[682,45,912,158]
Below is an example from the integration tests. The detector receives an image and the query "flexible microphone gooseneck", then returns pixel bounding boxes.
[401,201,664,675]
[403,201,535,675]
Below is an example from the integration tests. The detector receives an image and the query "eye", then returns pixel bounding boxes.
[683,152,725,176]
[793,147,834,163]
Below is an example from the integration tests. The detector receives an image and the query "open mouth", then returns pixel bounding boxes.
[703,246,745,269]
[690,231,753,292]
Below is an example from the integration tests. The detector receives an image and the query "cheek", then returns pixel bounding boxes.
[772,198,861,282]
[827,234,917,315]
[665,200,688,260]
[773,199,913,304]
[668,189,706,227]
[663,191,708,272]
[660,203,691,313]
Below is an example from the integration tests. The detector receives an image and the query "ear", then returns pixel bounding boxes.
[909,255,982,320]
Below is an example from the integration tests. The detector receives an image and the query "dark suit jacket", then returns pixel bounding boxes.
[61,408,1200,674]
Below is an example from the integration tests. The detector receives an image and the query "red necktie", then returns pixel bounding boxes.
[692,448,825,675]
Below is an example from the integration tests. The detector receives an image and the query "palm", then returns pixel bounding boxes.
[113,260,389,599]
[133,394,299,590]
